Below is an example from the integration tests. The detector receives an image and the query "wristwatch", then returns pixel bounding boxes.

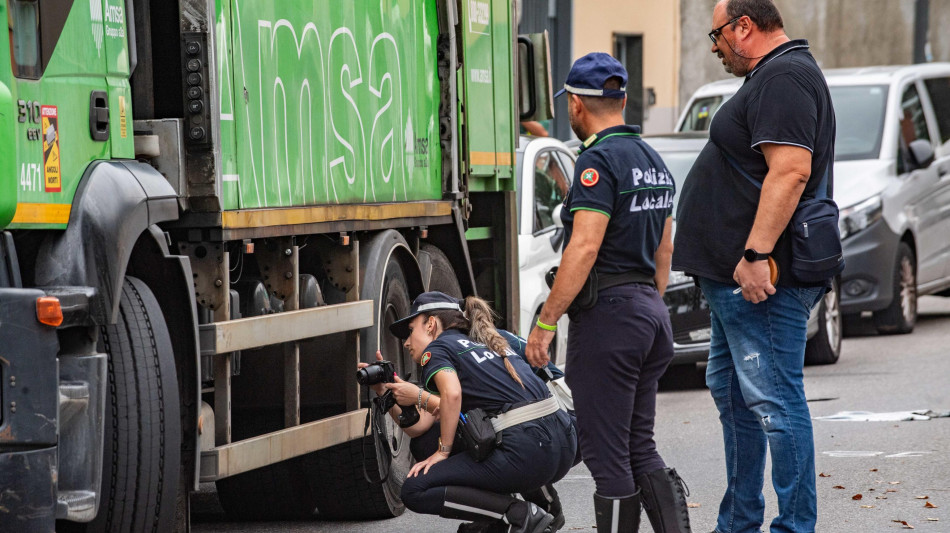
[744,248,770,262]
[438,437,452,454]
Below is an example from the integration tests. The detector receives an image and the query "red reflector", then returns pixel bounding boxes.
[36,297,64,327]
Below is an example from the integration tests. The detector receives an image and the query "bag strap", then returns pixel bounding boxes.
[719,147,830,200]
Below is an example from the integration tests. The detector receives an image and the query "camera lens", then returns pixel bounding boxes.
[356,364,386,385]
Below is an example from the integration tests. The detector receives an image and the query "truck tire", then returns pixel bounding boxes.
[63,277,182,532]
[305,256,413,519]
[421,243,462,297]
[805,280,841,365]
[873,242,917,335]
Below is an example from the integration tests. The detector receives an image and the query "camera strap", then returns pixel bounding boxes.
[361,387,393,485]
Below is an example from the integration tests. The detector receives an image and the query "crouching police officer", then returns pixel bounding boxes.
[366,316,580,532]
[526,53,692,533]
[362,291,577,533]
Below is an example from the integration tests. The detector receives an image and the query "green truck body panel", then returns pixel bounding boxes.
[219,0,445,209]
[1,0,516,225]
[461,0,515,192]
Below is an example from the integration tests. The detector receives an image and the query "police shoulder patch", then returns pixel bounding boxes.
[420,351,432,366]
[580,168,600,187]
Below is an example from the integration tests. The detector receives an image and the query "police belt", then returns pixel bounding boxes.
[598,269,656,290]
[491,395,560,433]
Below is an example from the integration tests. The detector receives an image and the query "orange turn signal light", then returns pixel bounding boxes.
[36,296,64,327]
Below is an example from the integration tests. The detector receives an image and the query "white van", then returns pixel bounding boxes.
[677,64,950,334]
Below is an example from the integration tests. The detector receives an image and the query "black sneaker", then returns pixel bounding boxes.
[507,502,554,533]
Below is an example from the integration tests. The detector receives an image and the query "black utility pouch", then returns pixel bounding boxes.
[789,198,845,283]
[456,408,497,462]
[545,267,598,315]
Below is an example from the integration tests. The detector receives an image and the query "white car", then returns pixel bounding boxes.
[516,136,576,365]
[678,64,950,335]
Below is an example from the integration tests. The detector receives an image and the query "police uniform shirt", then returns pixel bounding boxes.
[561,124,675,276]
[672,40,835,286]
[421,329,549,413]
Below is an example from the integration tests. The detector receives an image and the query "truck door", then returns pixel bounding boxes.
[7,0,112,229]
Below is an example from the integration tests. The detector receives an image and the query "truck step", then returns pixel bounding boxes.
[56,490,97,521]
[198,300,373,355]
[199,409,367,482]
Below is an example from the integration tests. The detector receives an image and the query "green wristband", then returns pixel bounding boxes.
[536,318,557,331]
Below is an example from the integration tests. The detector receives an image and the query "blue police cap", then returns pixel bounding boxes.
[389,291,464,339]
[554,52,628,99]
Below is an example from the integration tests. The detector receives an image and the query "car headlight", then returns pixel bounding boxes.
[668,270,693,287]
[838,195,883,240]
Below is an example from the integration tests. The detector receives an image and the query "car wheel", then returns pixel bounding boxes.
[805,279,841,365]
[873,242,917,335]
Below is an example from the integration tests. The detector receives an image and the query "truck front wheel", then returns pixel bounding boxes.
[62,277,182,532]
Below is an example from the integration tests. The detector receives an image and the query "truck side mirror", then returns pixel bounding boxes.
[517,31,554,122]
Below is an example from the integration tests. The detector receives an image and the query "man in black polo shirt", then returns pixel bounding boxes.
[673,1,836,532]
[526,53,691,533]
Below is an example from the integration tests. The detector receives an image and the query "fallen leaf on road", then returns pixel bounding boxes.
[869,488,876,491]
[887,489,899,493]
[893,520,914,529]
[926,518,939,521]
[853,494,863,500]
[833,485,845,489]
[819,472,831,477]
[687,503,701,508]
[916,495,929,499]
[889,481,902,485]
[924,501,937,508]
[870,468,878,472]
[876,496,888,500]
[861,505,875,508]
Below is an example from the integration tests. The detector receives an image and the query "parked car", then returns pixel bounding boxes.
[677,64,950,334]
[643,133,842,367]
[516,136,576,364]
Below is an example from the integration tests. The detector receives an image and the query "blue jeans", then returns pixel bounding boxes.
[698,278,823,533]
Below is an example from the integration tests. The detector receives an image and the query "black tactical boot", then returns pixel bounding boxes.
[522,484,564,531]
[506,501,555,533]
[635,467,692,533]
[593,491,641,533]
[443,486,552,533]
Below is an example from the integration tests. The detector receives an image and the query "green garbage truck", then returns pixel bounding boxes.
[0,0,551,530]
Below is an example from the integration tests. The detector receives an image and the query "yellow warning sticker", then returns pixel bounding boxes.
[119,95,127,138]
[41,105,61,193]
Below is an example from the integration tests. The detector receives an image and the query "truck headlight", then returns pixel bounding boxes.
[838,195,882,240]
[668,270,693,287]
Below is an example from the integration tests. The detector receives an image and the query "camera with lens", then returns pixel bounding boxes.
[355,360,420,428]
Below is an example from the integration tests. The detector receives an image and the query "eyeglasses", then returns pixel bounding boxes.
[708,16,742,45]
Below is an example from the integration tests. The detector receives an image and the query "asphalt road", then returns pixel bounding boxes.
[193,297,950,533]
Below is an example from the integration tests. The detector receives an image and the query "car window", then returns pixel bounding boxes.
[533,150,570,233]
[679,95,729,132]
[658,151,701,215]
[923,77,950,144]
[829,85,888,161]
[900,84,931,145]
[554,151,575,183]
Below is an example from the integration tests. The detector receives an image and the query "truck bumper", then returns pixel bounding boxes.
[0,287,106,529]
[0,289,59,532]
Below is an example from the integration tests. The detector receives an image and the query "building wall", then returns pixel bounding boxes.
[679,0,941,113]
[572,0,680,134]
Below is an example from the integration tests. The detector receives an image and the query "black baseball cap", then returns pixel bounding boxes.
[389,291,463,339]
[554,52,628,99]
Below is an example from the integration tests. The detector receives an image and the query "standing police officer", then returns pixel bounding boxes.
[526,53,691,533]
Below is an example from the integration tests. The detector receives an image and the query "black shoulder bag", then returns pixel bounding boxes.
[721,151,845,284]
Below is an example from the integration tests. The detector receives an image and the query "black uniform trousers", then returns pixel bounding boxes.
[401,410,576,516]
[566,283,674,498]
